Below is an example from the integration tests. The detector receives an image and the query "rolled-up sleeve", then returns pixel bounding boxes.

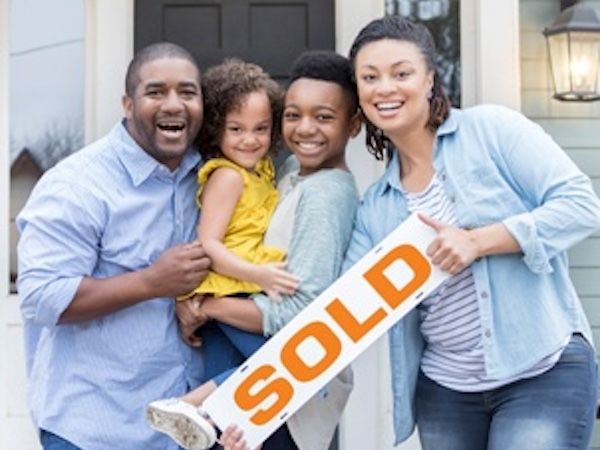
[17,176,103,326]
[497,110,600,273]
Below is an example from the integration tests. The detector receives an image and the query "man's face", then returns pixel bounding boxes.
[122,57,203,170]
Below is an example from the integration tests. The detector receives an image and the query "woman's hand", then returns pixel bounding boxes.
[253,262,299,302]
[175,295,210,346]
[219,425,260,450]
[419,214,481,275]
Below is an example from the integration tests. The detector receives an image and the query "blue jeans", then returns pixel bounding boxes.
[39,430,81,450]
[198,321,298,450]
[198,320,267,385]
[416,334,598,450]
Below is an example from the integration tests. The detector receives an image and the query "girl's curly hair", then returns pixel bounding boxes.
[197,58,283,160]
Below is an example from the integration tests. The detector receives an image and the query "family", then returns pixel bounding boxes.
[17,15,600,450]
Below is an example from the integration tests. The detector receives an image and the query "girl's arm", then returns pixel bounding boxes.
[199,174,358,337]
[199,167,298,296]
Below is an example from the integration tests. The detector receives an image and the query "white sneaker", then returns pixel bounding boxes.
[146,398,217,450]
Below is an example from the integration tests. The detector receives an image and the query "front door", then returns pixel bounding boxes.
[135,0,335,82]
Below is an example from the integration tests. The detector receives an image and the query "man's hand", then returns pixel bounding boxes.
[142,241,210,298]
[175,295,210,347]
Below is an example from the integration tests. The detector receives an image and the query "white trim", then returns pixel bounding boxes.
[461,0,521,109]
[1,0,9,301]
[85,0,134,143]
[336,0,387,197]
[0,0,10,447]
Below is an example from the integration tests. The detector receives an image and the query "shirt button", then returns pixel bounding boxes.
[449,196,455,203]
[481,291,488,299]
[485,330,492,338]
[441,173,447,181]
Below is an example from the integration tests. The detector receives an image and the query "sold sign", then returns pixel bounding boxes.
[203,213,449,448]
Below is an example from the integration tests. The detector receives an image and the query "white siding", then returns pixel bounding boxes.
[520,1,600,447]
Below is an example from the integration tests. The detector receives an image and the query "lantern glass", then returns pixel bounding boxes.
[547,33,571,95]
[569,31,600,94]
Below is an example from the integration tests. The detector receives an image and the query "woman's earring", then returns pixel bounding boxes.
[427,89,434,101]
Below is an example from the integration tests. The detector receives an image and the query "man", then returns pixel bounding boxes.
[17,42,209,450]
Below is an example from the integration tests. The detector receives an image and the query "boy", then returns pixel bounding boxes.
[150,50,361,450]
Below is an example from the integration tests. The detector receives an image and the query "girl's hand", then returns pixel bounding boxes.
[418,213,481,275]
[254,262,299,302]
[219,425,260,450]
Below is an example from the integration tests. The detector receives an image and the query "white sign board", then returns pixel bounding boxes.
[203,214,450,448]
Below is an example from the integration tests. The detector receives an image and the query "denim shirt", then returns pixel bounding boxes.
[343,105,600,444]
[17,122,201,450]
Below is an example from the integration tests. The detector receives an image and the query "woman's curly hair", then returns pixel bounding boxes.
[197,58,283,160]
[349,16,451,161]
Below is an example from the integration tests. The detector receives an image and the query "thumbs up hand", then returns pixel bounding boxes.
[418,213,481,275]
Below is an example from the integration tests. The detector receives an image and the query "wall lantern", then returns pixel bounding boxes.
[543,0,600,101]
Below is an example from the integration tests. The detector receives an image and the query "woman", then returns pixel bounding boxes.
[343,15,600,450]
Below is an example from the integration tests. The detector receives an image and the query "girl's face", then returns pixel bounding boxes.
[220,90,272,171]
[354,38,434,139]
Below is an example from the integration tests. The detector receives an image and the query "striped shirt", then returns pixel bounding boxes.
[404,173,564,392]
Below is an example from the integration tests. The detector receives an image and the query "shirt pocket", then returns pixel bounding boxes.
[462,167,527,225]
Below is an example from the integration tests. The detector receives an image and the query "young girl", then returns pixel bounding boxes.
[182,58,298,302]
[147,59,298,449]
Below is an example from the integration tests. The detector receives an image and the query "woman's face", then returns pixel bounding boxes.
[354,38,434,139]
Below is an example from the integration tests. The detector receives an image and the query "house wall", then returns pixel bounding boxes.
[520,1,600,448]
[10,164,41,284]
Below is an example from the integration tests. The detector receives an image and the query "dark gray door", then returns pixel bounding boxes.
[134,0,335,82]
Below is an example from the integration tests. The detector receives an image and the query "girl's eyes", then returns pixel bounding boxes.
[256,125,270,133]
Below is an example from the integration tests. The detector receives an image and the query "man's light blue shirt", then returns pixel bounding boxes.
[17,121,202,450]
[343,105,600,444]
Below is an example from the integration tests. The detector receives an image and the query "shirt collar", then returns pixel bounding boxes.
[374,108,461,197]
[112,120,201,187]
[436,107,460,137]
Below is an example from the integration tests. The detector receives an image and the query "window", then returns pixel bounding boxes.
[385,0,461,107]
[9,0,85,293]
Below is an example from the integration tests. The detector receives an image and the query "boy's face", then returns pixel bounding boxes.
[283,78,360,176]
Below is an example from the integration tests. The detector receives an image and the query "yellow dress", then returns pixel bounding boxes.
[189,157,285,297]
